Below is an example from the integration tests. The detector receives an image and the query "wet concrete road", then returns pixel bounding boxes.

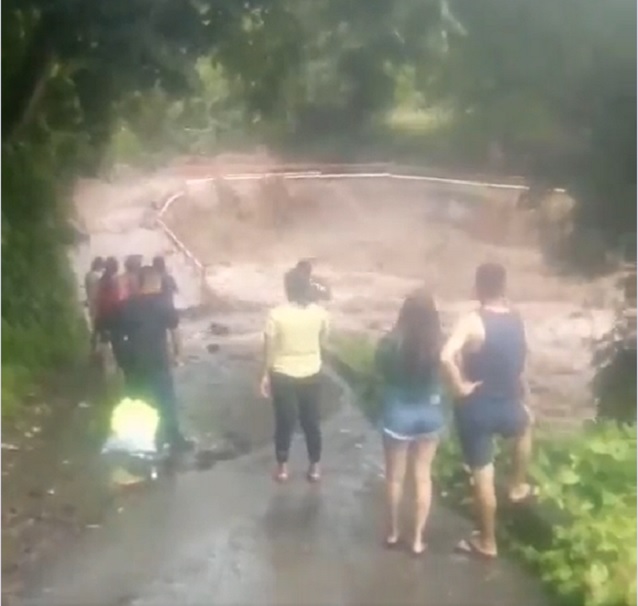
[19,345,550,606]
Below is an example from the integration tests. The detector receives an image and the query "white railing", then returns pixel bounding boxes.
[153,164,564,284]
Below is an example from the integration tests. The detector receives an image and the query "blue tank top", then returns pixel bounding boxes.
[462,309,526,402]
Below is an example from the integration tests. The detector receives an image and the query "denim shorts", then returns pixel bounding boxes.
[381,389,445,441]
[454,396,529,469]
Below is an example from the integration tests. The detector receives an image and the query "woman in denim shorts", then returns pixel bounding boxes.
[374,289,445,556]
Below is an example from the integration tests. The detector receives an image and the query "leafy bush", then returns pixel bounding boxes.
[592,294,637,425]
[525,423,637,606]
[330,332,637,606]
[2,142,87,419]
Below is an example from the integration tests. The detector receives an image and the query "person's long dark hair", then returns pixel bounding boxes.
[394,289,441,381]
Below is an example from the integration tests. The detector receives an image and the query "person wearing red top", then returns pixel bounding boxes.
[95,257,125,371]
[117,255,143,303]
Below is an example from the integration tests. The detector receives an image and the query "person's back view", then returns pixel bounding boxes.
[441,262,533,560]
[260,266,330,483]
[119,265,189,453]
[295,259,331,302]
[152,255,178,308]
[118,254,143,303]
[94,257,123,370]
[375,289,444,556]
[85,256,105,353]
[463,309,526,402]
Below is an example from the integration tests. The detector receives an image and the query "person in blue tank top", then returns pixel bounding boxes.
[441,262,535,559]
[374,289,445,556]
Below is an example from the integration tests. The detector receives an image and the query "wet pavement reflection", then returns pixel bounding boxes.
[18,348,550,606]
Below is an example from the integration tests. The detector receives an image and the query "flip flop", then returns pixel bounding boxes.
[274,469,289,483]
[410,544,428,558]
[306,469,321,483]
[509,484,540,504]
[455,537,497,560]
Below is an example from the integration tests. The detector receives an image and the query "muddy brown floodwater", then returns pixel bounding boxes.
[167,172,616,428]
[5,160,618,605]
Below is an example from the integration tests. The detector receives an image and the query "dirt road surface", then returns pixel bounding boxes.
[19,337,549,606]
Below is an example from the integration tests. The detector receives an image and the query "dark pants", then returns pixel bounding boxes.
[270,372,322,464]
[111,332,129,374]
[127,365,183,448]
[95,316,129,376]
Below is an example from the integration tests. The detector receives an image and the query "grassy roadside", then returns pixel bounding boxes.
[327,332,637,606]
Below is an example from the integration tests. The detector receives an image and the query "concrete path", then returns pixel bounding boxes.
[19,341,549,606]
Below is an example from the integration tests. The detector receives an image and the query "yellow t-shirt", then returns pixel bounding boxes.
[265,302,330,378]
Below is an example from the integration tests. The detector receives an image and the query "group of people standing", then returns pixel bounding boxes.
[260,260,534,560]
[85,254,190,453]
[84,253,534,559]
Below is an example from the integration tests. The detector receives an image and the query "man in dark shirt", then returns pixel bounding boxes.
[119,265,189,452]
[295,259,332,302]
[152,256,178,309]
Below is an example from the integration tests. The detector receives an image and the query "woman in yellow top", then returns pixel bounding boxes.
[259,266,330,483]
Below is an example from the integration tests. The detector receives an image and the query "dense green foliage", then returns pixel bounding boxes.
[526,424,636,606]
[593,328,637,425]
[3,0,635,414]
[592,274,637,425]
[2,0,288,415]
[330,333,637,606]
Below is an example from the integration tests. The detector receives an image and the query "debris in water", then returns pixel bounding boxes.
[86,524,101,529]
[209,322,230,336]
[207,343,220,354]
[2,443,19,451]
[47,489,55,496]
[78,401,90,409]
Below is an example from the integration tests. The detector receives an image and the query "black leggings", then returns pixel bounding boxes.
[270,372,322,464]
